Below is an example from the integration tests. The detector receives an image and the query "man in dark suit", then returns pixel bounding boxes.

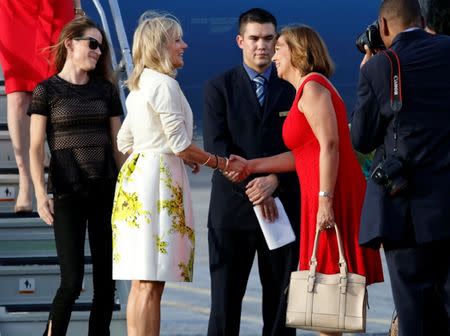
[202,8,300,336]
[351,0,450,334]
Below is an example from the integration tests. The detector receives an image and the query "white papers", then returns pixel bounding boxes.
[253,197,296,250]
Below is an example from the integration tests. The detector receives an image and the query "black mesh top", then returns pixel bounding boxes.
[28,75,123,195]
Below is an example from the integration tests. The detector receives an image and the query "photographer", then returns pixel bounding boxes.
[351,0,450,335]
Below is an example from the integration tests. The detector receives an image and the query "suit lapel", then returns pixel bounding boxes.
[235,66,263,120]
[262,68,284,121]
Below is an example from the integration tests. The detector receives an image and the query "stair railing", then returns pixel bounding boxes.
[91,0,134,115]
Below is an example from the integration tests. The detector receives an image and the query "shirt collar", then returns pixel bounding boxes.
[391,27,424,46]
[243,63,272,82]
[403,27,421,33]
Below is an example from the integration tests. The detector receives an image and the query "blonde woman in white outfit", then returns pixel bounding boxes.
[111,11,248,336]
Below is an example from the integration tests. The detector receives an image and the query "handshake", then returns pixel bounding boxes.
[224,154,280,221]
[222,154,251,183]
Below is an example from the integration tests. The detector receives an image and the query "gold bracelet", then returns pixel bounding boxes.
[201,154,212,166]
[212,155,219,170]
[222,158,229,172]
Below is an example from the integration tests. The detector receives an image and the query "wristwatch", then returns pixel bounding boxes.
[318,191,333,198]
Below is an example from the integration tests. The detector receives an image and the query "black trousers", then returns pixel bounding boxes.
[43,181,116,336]
[384,238,450,336]
[207,227,298,336]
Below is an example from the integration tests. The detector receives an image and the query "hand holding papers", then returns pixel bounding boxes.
[253,197,296,250]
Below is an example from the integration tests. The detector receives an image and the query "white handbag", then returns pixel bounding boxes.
[286,225,367,333]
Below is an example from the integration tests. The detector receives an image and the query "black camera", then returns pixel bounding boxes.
[371,155,408,196]
[355,20,386,54]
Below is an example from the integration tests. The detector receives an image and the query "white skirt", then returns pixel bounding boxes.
[111,151,195,282]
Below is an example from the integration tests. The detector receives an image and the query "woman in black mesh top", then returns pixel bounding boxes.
[28,17,124,336]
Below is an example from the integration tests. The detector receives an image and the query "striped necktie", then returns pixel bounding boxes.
[253,75,266,106]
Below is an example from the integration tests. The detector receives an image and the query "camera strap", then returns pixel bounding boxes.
[380,49,402,153]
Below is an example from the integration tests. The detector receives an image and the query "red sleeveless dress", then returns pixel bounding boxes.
[0,0,74,94]
[282,73,383,285]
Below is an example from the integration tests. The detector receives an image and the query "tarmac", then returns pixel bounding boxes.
[0,148,395,336]
[159,166,396,336]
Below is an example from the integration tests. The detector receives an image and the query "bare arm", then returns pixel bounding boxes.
[301,80,339,231]
[29,115,54,225]
[109,116,128,168]
[301,81,339,196]
[247,152,296,174]
[176,143,242,173]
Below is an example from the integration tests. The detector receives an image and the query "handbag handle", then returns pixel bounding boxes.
[307,225,348,291]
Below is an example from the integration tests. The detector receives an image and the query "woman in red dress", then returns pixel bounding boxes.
[0,0,77,211]
[230,25,384,336]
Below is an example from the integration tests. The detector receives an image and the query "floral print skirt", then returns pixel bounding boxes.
[111,151,195,282]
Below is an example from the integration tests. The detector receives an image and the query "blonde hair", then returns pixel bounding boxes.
[127,11,183,90]
[279,25,334,78]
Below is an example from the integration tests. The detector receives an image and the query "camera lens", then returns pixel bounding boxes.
[355,20,386,54]
[355,31,369,53]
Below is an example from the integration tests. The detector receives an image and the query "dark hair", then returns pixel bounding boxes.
[53,17,114,84]
[422,0,450,34]
[238,8,277,34]
[380,0,422,27]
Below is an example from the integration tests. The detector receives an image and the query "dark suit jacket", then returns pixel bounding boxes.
[203,65,300,231]
[351,29,450,248]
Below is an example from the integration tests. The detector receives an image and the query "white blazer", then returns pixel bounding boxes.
[117,68,193,155]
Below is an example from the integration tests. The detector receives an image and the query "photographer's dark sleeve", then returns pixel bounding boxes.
[350,66,387,154]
